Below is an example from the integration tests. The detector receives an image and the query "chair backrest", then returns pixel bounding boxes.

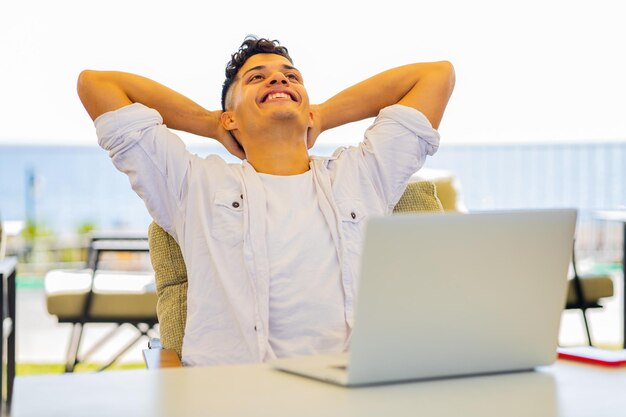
[565,243,614,308]
[148,180,444,357]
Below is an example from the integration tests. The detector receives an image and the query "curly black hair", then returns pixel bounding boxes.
[221,35,293,110]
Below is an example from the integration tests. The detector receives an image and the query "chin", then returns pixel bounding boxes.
[269,109,302,120]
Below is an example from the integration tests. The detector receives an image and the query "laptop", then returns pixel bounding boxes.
[271,209,577,386]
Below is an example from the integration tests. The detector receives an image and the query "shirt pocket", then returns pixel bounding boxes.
[336,198,367,255]
[210,190,244,246]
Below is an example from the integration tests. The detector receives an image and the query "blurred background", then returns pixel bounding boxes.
[1,0,624,371]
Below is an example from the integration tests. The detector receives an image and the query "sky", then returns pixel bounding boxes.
[1,0,625,147]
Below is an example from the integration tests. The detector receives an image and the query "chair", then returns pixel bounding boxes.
[44,233,159,371]
[565,244,614,346]
[412,169,467,212]
[143,180,445,368]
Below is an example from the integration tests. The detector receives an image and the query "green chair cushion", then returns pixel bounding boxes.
[148,223,188,358]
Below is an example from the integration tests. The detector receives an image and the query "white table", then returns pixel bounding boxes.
[12,360,626,417]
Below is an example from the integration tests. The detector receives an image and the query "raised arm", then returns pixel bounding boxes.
[316,61,455,132]
[76,70,244,158]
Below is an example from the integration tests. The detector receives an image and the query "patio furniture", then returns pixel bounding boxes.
[44,232,158,371]
[565,244,614,346]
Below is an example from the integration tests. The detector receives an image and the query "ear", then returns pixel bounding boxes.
[308,109,314,128]
[220,111,238,131]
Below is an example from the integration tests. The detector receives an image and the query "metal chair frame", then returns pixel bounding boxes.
[61,233,157,372]
[566,244,603,346]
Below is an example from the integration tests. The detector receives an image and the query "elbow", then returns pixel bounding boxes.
[76,70,130,121]
[435,61,456,96]
[413,61,456,95]
[76,69,98,100]
[438,61,455,82]
[437,60,455,71]
[77,70,111,122]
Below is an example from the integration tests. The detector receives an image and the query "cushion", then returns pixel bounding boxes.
[150,180,444,356]
[429,177,459,212]
[45,269,157,320]
[148,222,188,358]
[393,181,444,213]
[411,169,465,212]
[566,274,614,306]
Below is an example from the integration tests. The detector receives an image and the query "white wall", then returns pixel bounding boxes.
[1,0,625,145]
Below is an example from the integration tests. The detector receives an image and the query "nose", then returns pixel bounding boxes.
[268,72,289,85]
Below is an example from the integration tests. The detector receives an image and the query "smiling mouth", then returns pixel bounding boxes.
[261,91,297,103]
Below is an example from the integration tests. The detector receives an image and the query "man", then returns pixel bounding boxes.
[77,36,455,366]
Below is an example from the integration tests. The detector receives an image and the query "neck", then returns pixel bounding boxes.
[239,123,311,175]
[248,148,310,175]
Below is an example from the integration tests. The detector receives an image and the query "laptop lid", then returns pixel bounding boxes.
[345,209,577,385]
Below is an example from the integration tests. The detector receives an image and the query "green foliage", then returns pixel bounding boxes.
[77,221,96,235]
[21,219,53,240]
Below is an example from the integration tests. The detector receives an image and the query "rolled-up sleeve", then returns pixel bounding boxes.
[95,103,192,240]
[358,104,440,208]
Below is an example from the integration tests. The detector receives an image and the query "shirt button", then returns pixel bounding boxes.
[240,194,243,199]
[254,325,257,331]
[351,212,356,219]
[232,202,240,208]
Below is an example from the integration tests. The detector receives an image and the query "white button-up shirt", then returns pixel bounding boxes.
[95,103,440,366]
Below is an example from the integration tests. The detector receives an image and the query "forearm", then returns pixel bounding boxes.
[318,61,455,130]
[77,70,221,138]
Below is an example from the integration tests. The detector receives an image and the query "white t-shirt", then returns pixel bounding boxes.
[259,170,348,357]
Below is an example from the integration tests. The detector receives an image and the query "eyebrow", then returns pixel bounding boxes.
[241,64,300,78]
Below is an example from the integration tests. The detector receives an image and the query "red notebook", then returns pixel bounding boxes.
[557,346,626,367]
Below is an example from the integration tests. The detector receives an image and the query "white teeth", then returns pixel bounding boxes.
[267,92,291,101]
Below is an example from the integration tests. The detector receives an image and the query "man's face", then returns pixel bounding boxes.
[223,53,313,137]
